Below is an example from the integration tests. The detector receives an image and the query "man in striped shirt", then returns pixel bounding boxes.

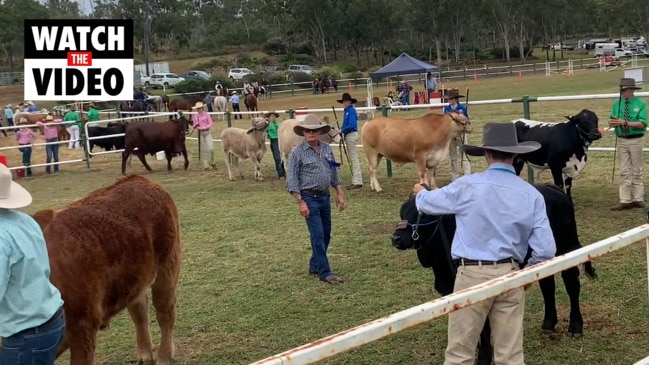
[286,114,346,284]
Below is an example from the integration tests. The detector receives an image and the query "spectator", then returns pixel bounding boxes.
[36,115,61,174]
[230,91,241,120]
[15,119,36,177]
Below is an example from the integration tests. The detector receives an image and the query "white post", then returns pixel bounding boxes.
[646,237,649,303]
[366,78,374,119]
[545,61,551,77]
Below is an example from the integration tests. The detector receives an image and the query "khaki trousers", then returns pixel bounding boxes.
[198,130,214,168]
[444,262,525,365]
[449,135,471,181]
[617,136,645,203]
[344,132,363,185]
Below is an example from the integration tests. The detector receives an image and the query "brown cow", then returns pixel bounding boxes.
[168,95,203,112]
[121,116,190,175]
[31,175,181,365]
[361,111,471,192]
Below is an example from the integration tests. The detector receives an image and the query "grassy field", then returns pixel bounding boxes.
[0,67,648,364]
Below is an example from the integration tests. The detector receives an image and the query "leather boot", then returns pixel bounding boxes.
[611,202,634,211]
[633,201,645,209]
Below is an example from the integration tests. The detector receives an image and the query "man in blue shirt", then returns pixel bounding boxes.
[0,164,65,364]
[337,92,363,189]
[413,122,556,365]
[286,114,346,284]
[443,90,471,181]
[229,91,241,119]
[426,72,437,93]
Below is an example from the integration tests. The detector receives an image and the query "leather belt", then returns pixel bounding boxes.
[301,189,329,196]
[14,307,64,336]
[456,257,518,266]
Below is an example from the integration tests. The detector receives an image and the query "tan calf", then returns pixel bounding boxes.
[361,111,471,192]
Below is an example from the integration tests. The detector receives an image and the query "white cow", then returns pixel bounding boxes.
[220,117,270,181]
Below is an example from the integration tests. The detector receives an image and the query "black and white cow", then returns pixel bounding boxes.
[511,109,601,202]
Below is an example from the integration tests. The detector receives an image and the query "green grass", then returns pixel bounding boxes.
[3,66,648,364]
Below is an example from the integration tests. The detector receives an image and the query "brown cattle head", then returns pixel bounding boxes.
[247,117,269,134]
[447,111,472,135]
[31,209,56,232]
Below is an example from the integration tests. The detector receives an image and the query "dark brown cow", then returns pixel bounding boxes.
[31,175,181,365]
[168,95,202,112]
[121,116,190,175]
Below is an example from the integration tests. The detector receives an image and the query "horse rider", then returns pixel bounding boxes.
[252,79,259,89]
[215,81,223,94]
[134,87,150,113]
[243,81,253,96]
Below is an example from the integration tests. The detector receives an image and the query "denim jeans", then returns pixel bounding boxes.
[18,145,33,176]
[45,138,59,173]
[269,138,285,177]
[0,308,65,365]
[304,194,333,278]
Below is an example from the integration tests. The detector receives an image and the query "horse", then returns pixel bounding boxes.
[244,94,258,119]
[325,79,338,92]
[161,95,170,112]
[168,95,203,113]
[118,101,133,119]
[253,85,260,99]
[130,100,151,121]
[215,86,229,97]
[148,95,163,112]
[212,96,228,120]
[316,80,326,94]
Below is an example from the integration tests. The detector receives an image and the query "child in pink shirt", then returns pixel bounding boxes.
[15,119,36,176]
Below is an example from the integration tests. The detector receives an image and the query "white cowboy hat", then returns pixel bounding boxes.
[232,91,237,94]
[0,164,32,209]
[293,114,331,137]
[26,101,33,105]
[192,101,205,109]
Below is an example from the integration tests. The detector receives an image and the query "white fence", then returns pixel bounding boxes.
[10,89,648,172]
[249,224,649,365]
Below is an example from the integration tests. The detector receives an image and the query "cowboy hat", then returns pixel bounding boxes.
[232,91,237,94]
[192,101,206,109]
[0,164,32,209]
[293,114,331,137]
[620,78,642,90]
[5,104,10,108]
[336,92,357,104]
[264,111,280,118]
[26,101,33,105]
[444,90,465,100]
[462,122,541,156]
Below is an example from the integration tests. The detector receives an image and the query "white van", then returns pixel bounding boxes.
[595,43,619,56]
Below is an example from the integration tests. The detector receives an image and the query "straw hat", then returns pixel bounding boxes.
[293,114,331,137]
[0,164,32,209]
[192,101,205,109]
[264,111,280,118]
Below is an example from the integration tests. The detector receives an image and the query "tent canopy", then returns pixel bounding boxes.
[370,52,439,79]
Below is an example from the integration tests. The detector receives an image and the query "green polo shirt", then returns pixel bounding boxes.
[610,96,648,137]
[87,108,100,122]
[267,120,280,139]
[63,110,83,129]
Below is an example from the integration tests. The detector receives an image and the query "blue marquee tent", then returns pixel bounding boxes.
[370,52,439,79]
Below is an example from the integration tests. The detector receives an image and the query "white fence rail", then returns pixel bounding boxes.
[635,355,649,365]
[249,224,649,365]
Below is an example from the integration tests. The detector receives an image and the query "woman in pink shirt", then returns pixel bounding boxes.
[191,101,215,170]
[36,115,61,174]
[15,119,36,176]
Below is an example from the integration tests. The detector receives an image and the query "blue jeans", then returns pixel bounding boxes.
[304,194,333,278]
[269,139,285,177]
[18,145,32,176]
[0,308,65,365]
[45,138,59,173]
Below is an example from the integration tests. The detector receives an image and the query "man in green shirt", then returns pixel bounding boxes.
[87,102,100,122]
[265,111,285,178]
[610,78,648,210]
[63,105,82,149]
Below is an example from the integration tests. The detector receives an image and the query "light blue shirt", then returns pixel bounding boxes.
[415,163,556,266]
[426,78,436,90]
[0,209,64,337]
[230,94,240,104]
[4,107,13,119]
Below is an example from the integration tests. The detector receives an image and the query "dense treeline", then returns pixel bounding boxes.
[1,0,648,72]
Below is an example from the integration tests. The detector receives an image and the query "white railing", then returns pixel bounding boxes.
[249,225,649,365]
[635,355,649,365]
[15,89,649,171]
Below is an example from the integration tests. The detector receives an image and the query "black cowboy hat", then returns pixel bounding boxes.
[443,90,465,101]
[337,92,357,104]
[462,122,541,156]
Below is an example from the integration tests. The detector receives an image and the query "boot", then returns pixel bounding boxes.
[610,202,634,211]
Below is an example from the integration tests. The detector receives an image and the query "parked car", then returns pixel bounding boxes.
[288,64,313,75]
[148,73,186,89]
[228,68,254,80]
[179,70,211,79]
[553,43,575,51]
[263,66,284,74]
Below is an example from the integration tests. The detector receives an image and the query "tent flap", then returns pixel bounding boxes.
[370,52,439,79]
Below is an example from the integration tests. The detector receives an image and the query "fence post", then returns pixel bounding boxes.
[226,111,232,128]
[80,124,91,169]
[521,95,534,184]
[381,105,393,178]
[288,109,295,119]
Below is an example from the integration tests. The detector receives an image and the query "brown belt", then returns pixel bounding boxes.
[301,189,329,196]
[457,257,518,266]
